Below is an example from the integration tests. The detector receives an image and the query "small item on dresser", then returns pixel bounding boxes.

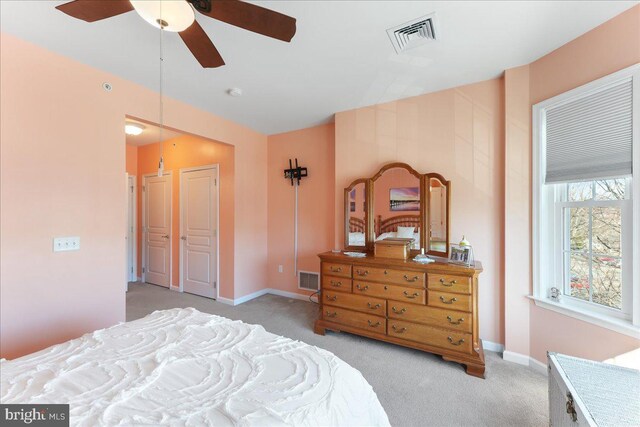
[449,243,474,267]
[374,238,413,259]
[344,251,367,258]
[331,249,342,253]
[413,254,434,264]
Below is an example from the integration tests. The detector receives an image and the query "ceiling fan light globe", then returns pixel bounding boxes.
[130,0,195,32]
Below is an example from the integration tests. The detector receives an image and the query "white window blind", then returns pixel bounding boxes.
[545,78,633,183]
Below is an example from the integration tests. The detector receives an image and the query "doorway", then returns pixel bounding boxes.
[143,172,172,288]
[180,166,219,298]
[126,174,137,283]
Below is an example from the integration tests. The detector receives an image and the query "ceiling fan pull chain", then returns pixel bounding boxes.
[157,4,164,178]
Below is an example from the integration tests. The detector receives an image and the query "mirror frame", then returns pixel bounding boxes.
[343,178,371,252]
[371,162,424,257]
[425,173,451,258]
[343,163,451,257]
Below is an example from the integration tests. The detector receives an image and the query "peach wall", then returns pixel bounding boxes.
[0,33,267,359]
[504,65,531,357]
[335,79,505,344]
[267,124,335,295]
[526,4,640,363]
[134,136,234,294]
[125,144,138,176]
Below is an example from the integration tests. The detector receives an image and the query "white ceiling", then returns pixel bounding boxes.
[1,1,637,135]
[125,119,184,146]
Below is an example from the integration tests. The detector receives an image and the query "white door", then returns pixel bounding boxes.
[144,173,171,287]
[127,175,136,282]
[181,167,217,298]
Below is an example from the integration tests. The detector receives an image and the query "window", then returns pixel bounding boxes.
[533,64,639,337]
[556,178,631,315]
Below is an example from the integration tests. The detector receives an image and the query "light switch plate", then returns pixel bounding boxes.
[53,236,80,252]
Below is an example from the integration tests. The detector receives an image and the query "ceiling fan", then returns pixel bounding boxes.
[55,0,296,68]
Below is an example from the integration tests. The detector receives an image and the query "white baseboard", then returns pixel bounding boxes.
[504,350,548,375]
[482,340,505,353]
[268,288,312,301]
[217,288,310,306]
[216,296,235,306]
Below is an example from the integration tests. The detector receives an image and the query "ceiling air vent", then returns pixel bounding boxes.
[387,13,437,54]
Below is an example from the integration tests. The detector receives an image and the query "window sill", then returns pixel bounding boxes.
[528,296,640,339]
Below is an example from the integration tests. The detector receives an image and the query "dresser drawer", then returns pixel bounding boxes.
[352,266,425,288]
[387,320,472,354]
[321,275,352,293]
[427,273,472,295]
[387,303,472,333]
[323,291,386,316]
[322,307,386,333]
[322,262,352,278]
[428,291,472,312]
[353,281,426,305]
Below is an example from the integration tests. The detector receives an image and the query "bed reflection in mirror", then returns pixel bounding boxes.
[429,177,447,253]
[373,166,421,250]
[347,181,366,247]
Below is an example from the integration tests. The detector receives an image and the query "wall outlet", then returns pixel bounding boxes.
[53,236,80,252]
[278,265,283,273]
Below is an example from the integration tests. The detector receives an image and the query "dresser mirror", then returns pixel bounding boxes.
[344,180,368,250]
[343,163,450,256]
[427,174,450,256]
[372,164,423,252]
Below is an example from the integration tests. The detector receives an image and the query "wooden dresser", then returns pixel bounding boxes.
[314,252,485,378]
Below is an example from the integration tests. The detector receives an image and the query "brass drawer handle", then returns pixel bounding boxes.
[439,296,458,304]
[403,291,420,299]
[391,306,406,314]
[356,284,369,291]
[329,266,342,273]
[330,280,342,287]
[325,311,337,318]
[367,302,382,309]
[367,320,381,327]
[384,270,389,275]
[447,315,465,325]
[439,278,458,287]
[447,336,465,346]
[392,325,407,333]
[404,274,419,282]
[356,269,369,277]
[326,294,337,302]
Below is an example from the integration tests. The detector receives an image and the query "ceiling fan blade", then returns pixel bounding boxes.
[202,0,296,42]
[179,21,225,68]
[56,0,134,22]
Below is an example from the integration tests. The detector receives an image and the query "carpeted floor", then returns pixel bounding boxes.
[127,282,548,427]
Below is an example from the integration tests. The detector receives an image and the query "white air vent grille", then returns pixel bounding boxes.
[298,271,319,291]
[387,14,437,54]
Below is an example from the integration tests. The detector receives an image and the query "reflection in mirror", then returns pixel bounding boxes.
[429,177,447,253]
[347,182,366,247]
[373,167,421,250]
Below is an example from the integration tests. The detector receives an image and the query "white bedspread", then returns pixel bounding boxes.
[1,308,390,427]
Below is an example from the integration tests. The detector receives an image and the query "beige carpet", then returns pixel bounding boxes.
[127,282,547,427]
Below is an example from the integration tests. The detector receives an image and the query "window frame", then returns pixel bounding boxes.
[532,63,640,338]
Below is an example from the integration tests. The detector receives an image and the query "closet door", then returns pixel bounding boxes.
[181,167,217,299]
[144,173,172,287]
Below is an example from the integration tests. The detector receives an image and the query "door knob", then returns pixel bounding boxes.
[181,236,187,241]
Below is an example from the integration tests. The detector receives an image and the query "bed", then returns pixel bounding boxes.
[1,308,390,427]
[375,214,421,249]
